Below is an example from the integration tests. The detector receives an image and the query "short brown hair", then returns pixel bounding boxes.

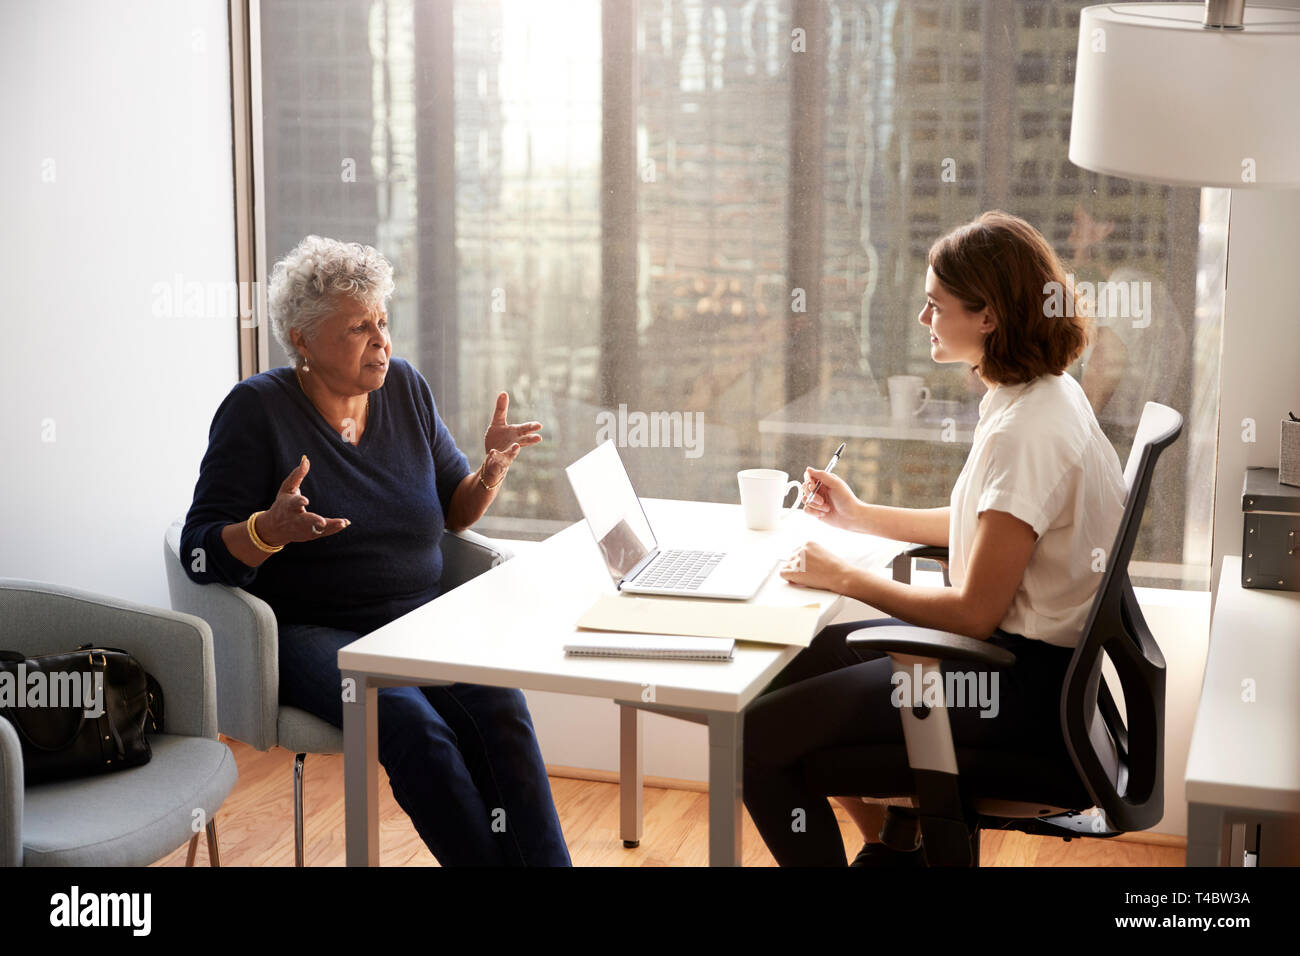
[927,210,1092,385]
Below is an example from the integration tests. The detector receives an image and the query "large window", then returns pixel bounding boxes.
[259,0,1227,590]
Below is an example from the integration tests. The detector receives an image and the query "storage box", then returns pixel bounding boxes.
[1241,467,1300,591]
[1281,415,1300,487]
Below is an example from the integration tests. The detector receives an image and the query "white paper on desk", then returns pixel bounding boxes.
[728,515,902,616]
[576,594,822,647]
[773,510,902,570]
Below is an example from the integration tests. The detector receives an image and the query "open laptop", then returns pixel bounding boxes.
[565,440,779,600]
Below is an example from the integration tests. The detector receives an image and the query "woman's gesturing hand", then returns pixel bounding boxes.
[481,391,542,487]
[798,465,861,531]
[258,455,350,545]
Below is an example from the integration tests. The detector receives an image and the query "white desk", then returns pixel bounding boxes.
[338,498,903,866]
[1185,554,1300,865]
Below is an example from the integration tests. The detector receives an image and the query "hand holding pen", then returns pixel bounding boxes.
[797,442,845,510]
[797,442,862,531]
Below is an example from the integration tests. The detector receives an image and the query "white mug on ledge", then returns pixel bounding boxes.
[888,375,931,423]
[738,469,802,530]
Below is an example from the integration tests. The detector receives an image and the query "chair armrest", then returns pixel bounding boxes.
[0,718,22,867]
[846,625,1015,668]
[891,544,951,587]
[123,608,219,741]
[163,523,279,750]
[438,529,515,593]
[0,577,218,741]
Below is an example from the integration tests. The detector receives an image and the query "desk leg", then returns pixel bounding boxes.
[619,705,644,848]
[1186,802,1232,866]
[343,670,379,866]
[707,711,743,867]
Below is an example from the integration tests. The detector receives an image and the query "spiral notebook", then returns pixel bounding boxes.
[564,634,735,661]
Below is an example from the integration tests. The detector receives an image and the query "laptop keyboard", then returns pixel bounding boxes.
[635,550,725,591]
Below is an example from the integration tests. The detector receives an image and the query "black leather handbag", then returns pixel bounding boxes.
[0,645,164,784]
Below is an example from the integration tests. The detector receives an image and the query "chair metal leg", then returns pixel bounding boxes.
[294,752,307,867]
[205,817,221,867]
[185,818,220,866]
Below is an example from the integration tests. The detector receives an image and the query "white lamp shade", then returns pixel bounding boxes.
[1069,3,1300,188]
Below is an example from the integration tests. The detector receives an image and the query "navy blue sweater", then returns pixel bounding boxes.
[180,357,472,636]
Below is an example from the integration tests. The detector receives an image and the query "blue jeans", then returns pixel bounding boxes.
[277,622,571,866]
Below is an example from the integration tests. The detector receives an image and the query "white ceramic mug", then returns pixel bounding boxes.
[738,469,802,530]
[888,375,931,423]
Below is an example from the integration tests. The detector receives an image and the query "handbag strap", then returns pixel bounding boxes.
[1,646,129,658]
[0,706,88,751]
[0,651,105,751]
[0,647,144,755]
[93,711,127,762]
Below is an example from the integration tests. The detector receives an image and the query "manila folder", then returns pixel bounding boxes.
[576,594,821,647]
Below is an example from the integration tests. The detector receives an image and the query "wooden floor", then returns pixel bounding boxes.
[154,736,1185,867]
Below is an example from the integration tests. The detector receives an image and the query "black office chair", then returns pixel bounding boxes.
[802,400,1183,866]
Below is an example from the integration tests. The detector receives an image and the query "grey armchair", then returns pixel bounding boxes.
[0,578,236,866]
[163,520,513,866]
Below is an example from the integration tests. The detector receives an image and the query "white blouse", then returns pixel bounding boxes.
[947,371,1128,647]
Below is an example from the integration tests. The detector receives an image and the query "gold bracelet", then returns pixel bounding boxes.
[477,462,506,492]
[247,511,284,553]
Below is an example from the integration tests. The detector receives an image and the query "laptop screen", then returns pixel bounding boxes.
[564,440,657,584]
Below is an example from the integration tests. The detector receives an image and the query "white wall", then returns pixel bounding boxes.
[1212,189,1300,603]
[0,0,238,606]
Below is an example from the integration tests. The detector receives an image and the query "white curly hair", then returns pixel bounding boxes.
[268,235,395,369]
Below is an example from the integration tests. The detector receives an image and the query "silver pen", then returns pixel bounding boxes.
[797,441,846,510]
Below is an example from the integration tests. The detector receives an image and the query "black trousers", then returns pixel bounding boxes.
[741,617,1077,866]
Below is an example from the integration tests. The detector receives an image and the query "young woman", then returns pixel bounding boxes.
[743,210,1128,866]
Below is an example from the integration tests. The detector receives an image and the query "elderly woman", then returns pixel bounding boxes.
[180,235,570,866]
[743,210,1128,866]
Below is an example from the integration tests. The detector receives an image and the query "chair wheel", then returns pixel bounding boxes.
[623,840,640,849]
